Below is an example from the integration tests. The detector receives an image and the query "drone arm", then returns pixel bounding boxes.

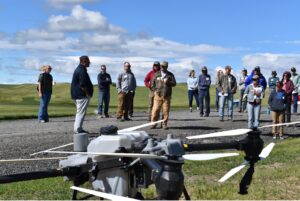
[184,141,241,152]
[0,167,81,184]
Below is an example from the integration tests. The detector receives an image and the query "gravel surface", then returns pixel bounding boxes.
[1,107,299,175]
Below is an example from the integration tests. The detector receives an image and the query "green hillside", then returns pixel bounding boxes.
[0,83,270,120]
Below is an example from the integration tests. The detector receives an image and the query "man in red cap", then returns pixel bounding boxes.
[144,61,161,121]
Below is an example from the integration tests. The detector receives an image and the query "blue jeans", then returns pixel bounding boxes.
[38,91,52,121]
[292,93,298,113]
[98,90,110,115]
[188,90,199,108]
[215,89,220,111]
[247,103,261,129]
[219,93,233,119]
[199,89,210,115]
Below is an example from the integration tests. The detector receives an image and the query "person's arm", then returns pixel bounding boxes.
[243,85,249,100]
[144,72,151,88]
[205,75,211,87]
[108,74,112,85]
[38,74,43,97]
[167,73,176,87]
[132,73,137,91]
[231,76,238,93]
[116,74,122,93]
[268,91,273,106]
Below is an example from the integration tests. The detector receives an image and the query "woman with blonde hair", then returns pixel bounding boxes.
[37,65,53,123]
[187,69,199,112]
[215,69,224,112]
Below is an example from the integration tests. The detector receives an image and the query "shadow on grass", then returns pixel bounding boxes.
[168,126,220,130]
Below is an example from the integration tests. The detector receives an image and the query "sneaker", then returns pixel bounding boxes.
[273,136,277,139]
[116,117,124,122]
[204,114,209,117]
[105,114,110,118]
[189,107,193,112]
[238,110,242,113]
[219,118,224,122]
[150,125,157,129]
[75,129,89,134]
[197,107,199,111]
[39,120,46,123]
[124,118,132,121]
[279,136,284,140]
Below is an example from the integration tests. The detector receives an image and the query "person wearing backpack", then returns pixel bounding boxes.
[37,65,53,123]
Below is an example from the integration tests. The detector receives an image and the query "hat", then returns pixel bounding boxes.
[291,67,296,72]
[271,70,277,75]
[242,68,247,72]
[161,61,168,67]
[153,61,160,66]
[252,75,259,80]
[202,66,207,71]
[254,66,260,71]
[225,65,232,70]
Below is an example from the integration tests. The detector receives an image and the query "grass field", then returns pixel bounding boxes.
[0,138,299,200]
[0,83,270,120]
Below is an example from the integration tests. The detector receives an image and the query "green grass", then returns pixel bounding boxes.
[0,83,271,120]
[0,138,299,200]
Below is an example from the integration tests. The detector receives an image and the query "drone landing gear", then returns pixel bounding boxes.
[183,185,191,200]
[239,161,255,195]
[71,188,95,200]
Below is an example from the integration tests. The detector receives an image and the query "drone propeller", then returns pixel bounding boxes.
[70,186,140,201]
[187,121,300,140]
[218,142,275,183]
[118,120,164,132]
[182,153,239,161]
[0,157,67,163]
[44,150,167,160]
[186,129,252,140]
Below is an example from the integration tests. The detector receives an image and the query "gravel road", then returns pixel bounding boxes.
[1,108,299,175]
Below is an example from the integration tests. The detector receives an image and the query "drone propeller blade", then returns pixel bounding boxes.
[183,153,239,161]
[0,157,67,163]
[218,161,249,183]
[259,142,275,159]
[44,150,167,160]
[186,129,252,140]
[118,120,164,132]
[259,121,300,129]
[71,186,140,201]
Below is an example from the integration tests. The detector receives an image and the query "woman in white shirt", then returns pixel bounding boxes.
[187,70,199,112]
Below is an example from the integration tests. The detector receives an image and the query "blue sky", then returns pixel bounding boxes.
[1,0,300,85]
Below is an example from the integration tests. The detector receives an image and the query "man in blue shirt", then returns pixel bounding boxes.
[245,66,267,90]
[71,56,93,133]
[198,66,211,117]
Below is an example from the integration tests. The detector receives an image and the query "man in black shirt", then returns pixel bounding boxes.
[38,65,53,123]
[97,65,112,118]
[71,56,93,133]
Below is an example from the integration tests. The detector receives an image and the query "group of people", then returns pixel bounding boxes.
[37,56,176,133]
[187,65,300,139]
[36,55,299,137]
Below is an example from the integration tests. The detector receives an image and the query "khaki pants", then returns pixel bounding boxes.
[151,93,171,127]
[148,91,154,121]
[117,92,133,119]
[271,111,285,136]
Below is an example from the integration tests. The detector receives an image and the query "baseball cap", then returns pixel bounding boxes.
[161,61,168,67]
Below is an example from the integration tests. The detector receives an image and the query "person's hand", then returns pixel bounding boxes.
[221,91,225,95]
[38,92,42,97]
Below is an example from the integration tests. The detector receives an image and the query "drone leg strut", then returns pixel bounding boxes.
[183,185,191,200]
[72,189,78,200]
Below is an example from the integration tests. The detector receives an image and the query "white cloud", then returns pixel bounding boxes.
[242,53,300,77]
[47,0,98,8]
[14,29,65,43]
[48,5,126,34]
